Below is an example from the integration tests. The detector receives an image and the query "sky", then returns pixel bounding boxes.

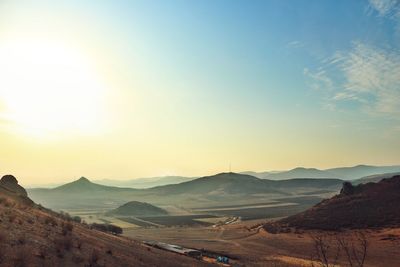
[0,0,399,185]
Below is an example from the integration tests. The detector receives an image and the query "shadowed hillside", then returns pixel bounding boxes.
[280,175,400,230]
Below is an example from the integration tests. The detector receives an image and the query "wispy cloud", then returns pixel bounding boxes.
[368,0,400,17]
[305,42,400,118]
[286,40,304,49]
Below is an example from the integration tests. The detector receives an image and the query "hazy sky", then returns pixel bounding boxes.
[1,0,399,184]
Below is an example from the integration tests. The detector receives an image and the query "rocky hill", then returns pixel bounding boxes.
[279,175,400,230]
[0,175,209,266]
[107,201,168,216]
[0,174,28,197]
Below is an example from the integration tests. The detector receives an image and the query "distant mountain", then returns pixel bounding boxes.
[261,167,336,180]
[250,165,400,180]
[280,175,400,230]
[95,176,197,189]
[52,177,135,193]
[239,171,271,179]
[28,173,344,210]
[353,172,400,185]
[326,165,400,180]
[107,201,168,216]
[151,172,283,195]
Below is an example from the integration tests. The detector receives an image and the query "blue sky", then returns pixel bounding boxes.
[0,0,399,182]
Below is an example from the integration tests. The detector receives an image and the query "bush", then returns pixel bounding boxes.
[61,222,73,235]
[14,246,29,267]
[72,216,82,223]
[59,211,72,221]
[55,236,73,252]
[88,249,99,267]
[90,223,122,235]
[44,216,58,226]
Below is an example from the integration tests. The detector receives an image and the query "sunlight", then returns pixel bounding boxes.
[0,39,107,139]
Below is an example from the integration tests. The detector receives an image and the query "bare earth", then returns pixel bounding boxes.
[124,219,400,267]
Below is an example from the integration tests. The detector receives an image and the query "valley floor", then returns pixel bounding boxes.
[124,220,400,267]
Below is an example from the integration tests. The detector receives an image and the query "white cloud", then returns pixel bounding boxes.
[306,42,400,118]
[368,0,400,17]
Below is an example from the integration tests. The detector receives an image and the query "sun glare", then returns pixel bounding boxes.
[0,39,107,139]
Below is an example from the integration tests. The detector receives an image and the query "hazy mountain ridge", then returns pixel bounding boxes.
[95,176,197,189]
[252,165,400,180]
[27,172,344,211]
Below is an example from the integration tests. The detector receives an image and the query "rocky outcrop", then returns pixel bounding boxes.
[0,175,28,197]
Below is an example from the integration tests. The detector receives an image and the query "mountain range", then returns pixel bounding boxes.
[26,165,400,214]
[242,165,400,180]
[28,172,344,211]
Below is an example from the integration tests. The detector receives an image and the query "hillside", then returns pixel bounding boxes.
[151,172,283,195]
[280,175,400,230]
[0,175,209,267]
[107,201,168,216]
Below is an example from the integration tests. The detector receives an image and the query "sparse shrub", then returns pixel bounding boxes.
[0,230,6,264]
[61,221,74,235]
[76,239,83,249]
[263,222,281,234]
[0,229,6,242]
[44,216,58,226]
[336,231,368,267]
[309,233,340,267]
[27,218,34,224]
[59,211,72,221]
[90,223,122,235]
[72,216,82,223]
[4,199,14,208]
[55,235,73,252]
[87,249,100,267]
[37,247,47,259]
[73,255,84,264]
[8,213,17,223]
[17,234,26,245]
[14,246,29,267]
[106,248,112,255]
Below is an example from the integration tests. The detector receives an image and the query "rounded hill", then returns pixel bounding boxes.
[107,201,168,216]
